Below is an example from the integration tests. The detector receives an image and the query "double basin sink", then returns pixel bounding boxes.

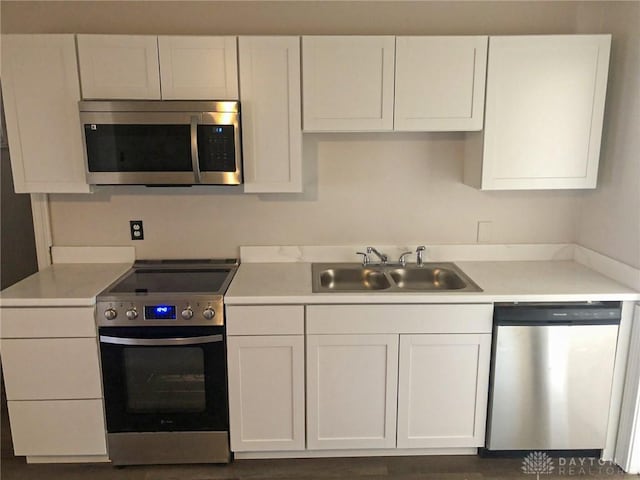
[312,262,482,293]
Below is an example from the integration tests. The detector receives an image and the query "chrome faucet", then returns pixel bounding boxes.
[398,251,413,267]
[415,245,426,267]
[355,251,370,266]
[366,247,388,265]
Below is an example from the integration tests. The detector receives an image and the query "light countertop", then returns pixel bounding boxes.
[225,260,640,304]
[0,263,132,307]
[2,259,637,308]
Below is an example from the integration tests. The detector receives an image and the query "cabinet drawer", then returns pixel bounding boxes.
[306,304,492,334]
[1,338,102,400]
[0,307,96,338]
[226,306,304,335]
[8,399,107,456]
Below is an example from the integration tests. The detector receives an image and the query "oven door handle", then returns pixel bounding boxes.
[99,334,223,346]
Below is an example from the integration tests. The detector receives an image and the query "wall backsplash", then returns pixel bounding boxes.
[49,133,583,259]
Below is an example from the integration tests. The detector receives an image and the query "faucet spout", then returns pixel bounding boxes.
[366,247,388,264]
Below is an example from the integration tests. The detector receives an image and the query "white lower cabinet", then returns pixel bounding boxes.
[306,334,399,450]
[227,303,493,456]
[226,305,305,452]
[396,334,491,448]
[0,306,107,460]
[1,338,102,400]
[8,400,107,457]
[227,335,305,451]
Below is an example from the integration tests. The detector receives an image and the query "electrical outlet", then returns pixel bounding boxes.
[130,220,144,240]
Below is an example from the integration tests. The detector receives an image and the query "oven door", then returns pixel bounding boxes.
[99,326,228,433]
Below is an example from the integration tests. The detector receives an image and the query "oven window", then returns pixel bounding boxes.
[123,347,206,413]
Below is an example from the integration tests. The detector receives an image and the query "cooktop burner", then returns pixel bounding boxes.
[96,259,239,327]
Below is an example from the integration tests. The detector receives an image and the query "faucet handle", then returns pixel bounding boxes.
[366,246,388,264]
[398,251,413,267]
[356,251,370,266]
[415,245,426,266]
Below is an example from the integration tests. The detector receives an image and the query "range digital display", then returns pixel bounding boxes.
[144,305,176,320]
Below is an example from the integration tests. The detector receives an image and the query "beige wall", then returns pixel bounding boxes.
[47,133,583,258]
[1,1,581,35]
[2,1,636,262]
[575,3,640,268]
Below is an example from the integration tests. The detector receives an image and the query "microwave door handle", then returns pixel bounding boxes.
[99,334,223,346]
[190,115,202,184]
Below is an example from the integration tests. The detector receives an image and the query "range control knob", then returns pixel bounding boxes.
[202,307,216,320]
[125,308,138,320]
[181,307,194,320]
[104,308,117,320]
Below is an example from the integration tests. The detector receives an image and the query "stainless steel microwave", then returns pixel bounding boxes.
[79,101,242,186]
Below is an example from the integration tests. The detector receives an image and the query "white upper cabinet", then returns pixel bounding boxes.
[158,36,238,99]
[1,34,90,193]
[77,35,161,99]
[77,34,238,100]
[239,36,302,193]
[394,36,487,131]
[465,34,611,190]
[302,36,488,132]
[302,36,396,132]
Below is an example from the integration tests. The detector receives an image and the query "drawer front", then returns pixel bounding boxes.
[226,305,304,335]
[306,304,493,334]
[8,399,107,456]
[1,338,103,400]
[0,307,96,338]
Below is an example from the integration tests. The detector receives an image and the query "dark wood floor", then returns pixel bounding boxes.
[1,387,634,479]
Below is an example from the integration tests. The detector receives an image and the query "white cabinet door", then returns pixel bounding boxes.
[302,36,395,132]
[158,36,238,99]
[395,36,487,131]
[8,399,107,456]
[397,334,491,448]
[1,34,89,193]
[306,334,398,449]
[476,34,611,190]
[239,36,302,193]
[1,338,102,400]
[77,34,161,99]
[227,335,305,452]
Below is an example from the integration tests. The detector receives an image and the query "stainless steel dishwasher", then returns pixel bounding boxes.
[485,302,621,452]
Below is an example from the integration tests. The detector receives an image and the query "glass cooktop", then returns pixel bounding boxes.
[106,259,239,295]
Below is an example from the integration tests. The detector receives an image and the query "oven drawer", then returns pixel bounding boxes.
[1,338,102,400]
[8,399,107,456]
[226,305,304,335]
[0,307,96,338]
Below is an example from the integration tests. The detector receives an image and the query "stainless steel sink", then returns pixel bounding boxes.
[312,262,482,293]
[318,267,391,291]
[388,266,467,290]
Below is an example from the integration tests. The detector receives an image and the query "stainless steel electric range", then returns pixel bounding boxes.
[96,259,238,466]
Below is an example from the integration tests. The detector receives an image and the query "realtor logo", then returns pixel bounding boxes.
[522,451,555,479]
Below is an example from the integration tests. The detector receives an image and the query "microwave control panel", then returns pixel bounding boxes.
[198,125,236,172]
